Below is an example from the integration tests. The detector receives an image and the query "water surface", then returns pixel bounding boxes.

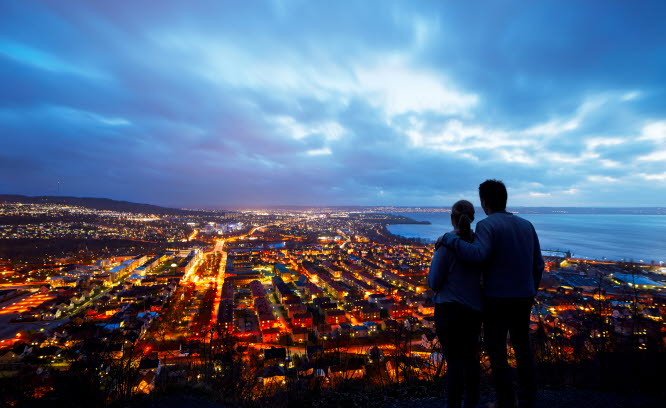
[387,212,666,263]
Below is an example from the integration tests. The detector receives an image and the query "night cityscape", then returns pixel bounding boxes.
[2,1,666,407]
[0,198,664,406]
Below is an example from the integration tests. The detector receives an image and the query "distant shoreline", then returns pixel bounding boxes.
[219,205,666,215]
[380,207,666,215]
[2,195,664,214]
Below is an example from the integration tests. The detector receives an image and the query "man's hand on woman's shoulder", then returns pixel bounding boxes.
[435,232,458,250]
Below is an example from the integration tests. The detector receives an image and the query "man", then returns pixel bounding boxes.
[437,179,544,408]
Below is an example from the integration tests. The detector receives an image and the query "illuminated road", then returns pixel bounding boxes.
[209,224,270,325]
[338,230,352,249]
[182,258,203,282]
[269,299,289,330]
[210,239,228,324]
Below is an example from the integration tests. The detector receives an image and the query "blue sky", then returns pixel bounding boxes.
[1,1,665,208]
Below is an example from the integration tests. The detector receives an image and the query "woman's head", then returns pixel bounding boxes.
[451,200,475,242]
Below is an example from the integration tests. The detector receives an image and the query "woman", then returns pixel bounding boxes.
[428,200,482,408]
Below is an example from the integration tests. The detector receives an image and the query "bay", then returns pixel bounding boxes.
[387,212,666,263]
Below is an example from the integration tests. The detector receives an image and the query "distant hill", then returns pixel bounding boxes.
[0,194,220,216]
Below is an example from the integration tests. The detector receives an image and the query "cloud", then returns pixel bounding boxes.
[639,121,666,142]
[353,57,479,119]
[639,172,666,182]
[305,147,332,156]
[159,32,478,122]
[272,116,346,142]
[637,151,666,161]
[587,175,619,183]
[621,91,641,101]
[0,1,665,207]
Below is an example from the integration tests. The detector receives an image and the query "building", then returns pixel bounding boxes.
[291,326,309,343]
[292,312,313,328]
[325,309,347,325]
[261,328,281,343]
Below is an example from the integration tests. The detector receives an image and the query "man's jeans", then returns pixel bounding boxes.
[483,296,537,408]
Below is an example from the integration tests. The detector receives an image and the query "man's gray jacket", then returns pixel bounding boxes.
[440,211,544,298]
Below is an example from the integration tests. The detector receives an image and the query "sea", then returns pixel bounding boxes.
[386,212,666,263]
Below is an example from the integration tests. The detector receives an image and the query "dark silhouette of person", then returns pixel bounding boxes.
[437,179,544,408]
[428,200,482,408]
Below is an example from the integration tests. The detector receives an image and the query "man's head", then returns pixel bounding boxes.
[478,179,507,214]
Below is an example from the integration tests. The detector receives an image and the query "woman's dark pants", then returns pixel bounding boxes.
[435,302,482,408]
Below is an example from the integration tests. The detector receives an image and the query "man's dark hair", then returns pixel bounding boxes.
[479,179,507,212]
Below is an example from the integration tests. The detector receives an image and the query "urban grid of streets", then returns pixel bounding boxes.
[1,203,665,397]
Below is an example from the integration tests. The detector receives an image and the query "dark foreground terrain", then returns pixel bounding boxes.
[114,384,662,408]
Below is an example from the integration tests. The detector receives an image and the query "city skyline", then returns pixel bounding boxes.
[2,1,666,207]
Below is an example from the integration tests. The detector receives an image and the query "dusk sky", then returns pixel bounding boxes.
[1,1,665,208]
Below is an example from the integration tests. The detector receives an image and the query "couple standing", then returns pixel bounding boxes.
[428,179,545,408]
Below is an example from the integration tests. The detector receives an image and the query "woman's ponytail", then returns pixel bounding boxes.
[458,213,473,243]
[451,199,475,243]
